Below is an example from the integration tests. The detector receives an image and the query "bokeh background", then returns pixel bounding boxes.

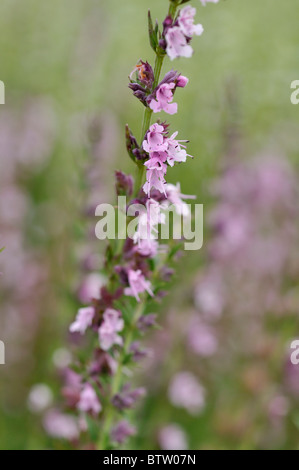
[1,0,299,449]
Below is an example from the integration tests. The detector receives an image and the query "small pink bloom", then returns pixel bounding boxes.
[166,132,192,167]
[149,83,178,115]
[143,123,168,153]
[77,273,105,304]
[125,269,154,302]
[143,167,167,197]
[77,383,102,415]
[168,371,205,415]
[166,27,193,61]
[133,199,165,244]
[110,420,136,445]
[144,151,168,169]
[43,410,79,441]
[159,424,188,450]
[176,75,189,88]
[166,183,196,217]
[188,318,218,357]
[98,308,124,351]
[178,6,204,38]
[135,239,159,257]
[69,306,94,335]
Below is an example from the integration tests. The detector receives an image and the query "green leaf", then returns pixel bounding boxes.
[168,241,184,260]
[148,10,158,52]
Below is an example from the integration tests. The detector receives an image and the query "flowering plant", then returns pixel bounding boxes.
[45,0,219,449]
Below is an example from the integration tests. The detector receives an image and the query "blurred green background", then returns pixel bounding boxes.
[0,0,299,449]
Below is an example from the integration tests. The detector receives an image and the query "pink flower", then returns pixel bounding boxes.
[77,383,102,415]
[77,273,105,304]
[133,198,165,242]
[188,318,218,357]
[135,239,159,258]
[149,75,188,115]
[195,272,224,319]
[43,410,79,440]
[166,27,193,61]
[142,128,193,197]
[143,167,167,197]
[98,308,124,351]
[159,424,188,450]
[69,306,95,335]
[166,132,192,167]
[125,269,154,302]
[110,420,136,445]
[149,83,178,115]
[144,152,168,170]
[168,371,205,415]
[143,123,168,153]
[178,6,204,38]
[177,75,189,88]
[166,183,196,217]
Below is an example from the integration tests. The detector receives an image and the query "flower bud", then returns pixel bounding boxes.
[115,170,133,197]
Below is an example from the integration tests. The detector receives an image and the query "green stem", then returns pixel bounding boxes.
[169,1,179,19]
[98,300,146,449]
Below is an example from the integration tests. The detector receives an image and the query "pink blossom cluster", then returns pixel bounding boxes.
[165,6,204,60]
[142,123,193,197]
[70,307,124,351]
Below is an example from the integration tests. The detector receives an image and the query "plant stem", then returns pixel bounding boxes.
[169,1,179,19]
[98,300,146,449]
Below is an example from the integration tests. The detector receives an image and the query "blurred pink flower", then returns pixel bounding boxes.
[27,384,53,413]
[168,371,205,415]
[135,239,159,258]
[159,424,188,450]
[195,271,224,319]
[70,306,95,335]
[166,183,195,217]
[125,269,154,302]
[77,273,105,304]
[98,308,124,351]
[44,410,79,441]
[188,318,218,357]
[110,420,136,445]
[77,383,102,415]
